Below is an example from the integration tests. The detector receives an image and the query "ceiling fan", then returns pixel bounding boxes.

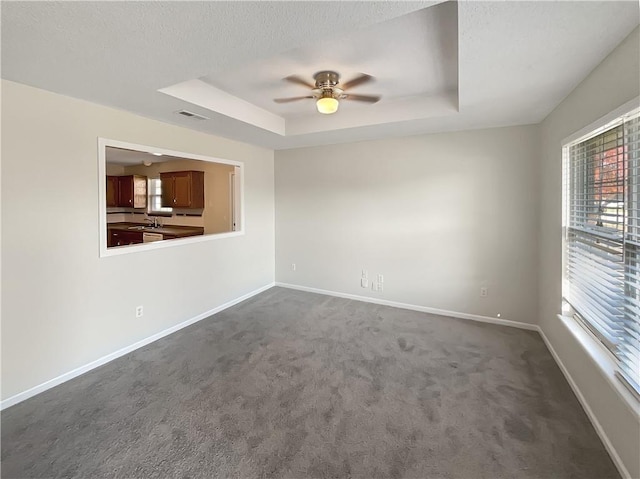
[274,71,380,115]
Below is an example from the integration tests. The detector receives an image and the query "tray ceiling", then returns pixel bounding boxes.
[2,1,638,149]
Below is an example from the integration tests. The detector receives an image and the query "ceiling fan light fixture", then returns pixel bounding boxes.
[277,71,378,112]
[316,97,339,115]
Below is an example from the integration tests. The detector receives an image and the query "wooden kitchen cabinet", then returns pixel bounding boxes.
[117,175,147,208]
[109,230,143,247]
[160,171,204,209]
[106,176,119,207]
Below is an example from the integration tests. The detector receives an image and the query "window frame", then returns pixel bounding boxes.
[98,137,245,258]
[563,123,626,352]
[561,97,640,409]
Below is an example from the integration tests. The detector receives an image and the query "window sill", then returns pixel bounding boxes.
[557,314,640,417]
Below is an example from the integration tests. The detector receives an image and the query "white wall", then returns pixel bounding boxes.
[538,28,640,479]
[275,125,539,324]
[1,80,275,401]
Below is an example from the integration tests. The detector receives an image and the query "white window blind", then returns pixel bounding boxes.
[563,109,640,398]
[621,113,640,394]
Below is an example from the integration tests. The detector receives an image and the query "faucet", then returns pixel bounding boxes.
[144,217,160,228]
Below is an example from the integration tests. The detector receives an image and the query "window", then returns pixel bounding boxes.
[563,108,640,398]
[148,178,172,215]
[99,138,244,257]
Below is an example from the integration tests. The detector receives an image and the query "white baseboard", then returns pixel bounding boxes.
[0,282,275,411]
[275,282,539,331]
[537,327,632,479]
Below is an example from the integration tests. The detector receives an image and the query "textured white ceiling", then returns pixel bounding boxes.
[2,1,639,150]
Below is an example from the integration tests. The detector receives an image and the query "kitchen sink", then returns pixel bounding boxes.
[127,225,162,231]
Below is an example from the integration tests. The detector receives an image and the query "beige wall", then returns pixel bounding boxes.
[538,27,640,479]
[120,159,235,234]
[1,80,275,401]
[105,163,125,175]
[275,124,539,324]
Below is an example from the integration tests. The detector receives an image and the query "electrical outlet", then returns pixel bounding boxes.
[362,269,368,278]
[361,278,369,288]
[378,283,384,292]
[377,274,384,283]
[480,287,488,297]
[135,305,144,318]
[291,263,296,271]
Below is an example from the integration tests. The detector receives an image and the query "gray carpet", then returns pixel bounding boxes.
[1,287,619,479]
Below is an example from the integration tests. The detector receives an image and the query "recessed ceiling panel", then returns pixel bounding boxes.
[159,3,458,135]
[201,2,458,120]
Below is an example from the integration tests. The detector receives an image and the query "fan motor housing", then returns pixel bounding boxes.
[314,71,340,88]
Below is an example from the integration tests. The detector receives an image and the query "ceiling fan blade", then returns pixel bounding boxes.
[344,93,380,103]
[283,75,315,89]
[273,96,314,103]
[341,73,374,90]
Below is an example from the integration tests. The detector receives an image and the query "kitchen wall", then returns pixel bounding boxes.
[275,124,539,324]
[105,164,126,175]
[1,79,275,401]
[120,159,235,234]
[538,27,640,479]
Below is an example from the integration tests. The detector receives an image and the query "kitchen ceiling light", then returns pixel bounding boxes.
[143,160,153,167]
[316,97,339,115]
[152,152,163,156]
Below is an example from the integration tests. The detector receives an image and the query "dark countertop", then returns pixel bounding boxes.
[107,222,204,237]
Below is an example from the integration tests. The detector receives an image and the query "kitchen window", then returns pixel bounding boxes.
[562,107,640,398]
[148,178,172,215]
